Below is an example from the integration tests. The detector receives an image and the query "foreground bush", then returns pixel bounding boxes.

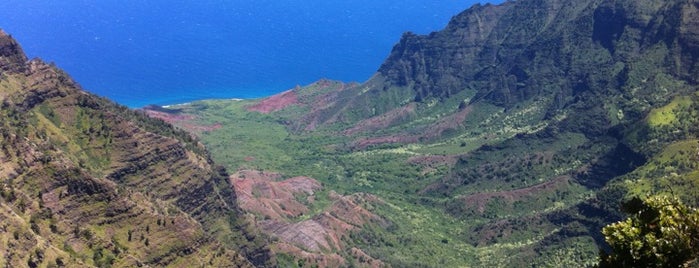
[598,195,699,267]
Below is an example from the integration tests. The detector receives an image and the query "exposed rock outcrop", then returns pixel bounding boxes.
[0,29,28,73]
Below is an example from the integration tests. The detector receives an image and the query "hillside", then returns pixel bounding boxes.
[146,0,699,266]
[0,30,272,267]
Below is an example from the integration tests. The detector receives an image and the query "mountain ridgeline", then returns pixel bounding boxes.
[145,0,699,266]
[0,30,273,267]
[302,0,699,133]
[3,0,699,266]
[380,0,699,108]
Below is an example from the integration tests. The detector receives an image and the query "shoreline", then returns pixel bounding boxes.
[160,98,246,108]
[123,87,290,109]
[130,79,352,109]
[147,97,249,109]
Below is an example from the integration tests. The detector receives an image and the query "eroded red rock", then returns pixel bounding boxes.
[229,170,389,267]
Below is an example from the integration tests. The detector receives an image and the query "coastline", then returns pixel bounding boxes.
[114,83,297,109]
[129,79,351,109]
[160,98,245,109]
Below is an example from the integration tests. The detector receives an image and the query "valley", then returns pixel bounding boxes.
[2,0,699,266]
[145,0,699,266]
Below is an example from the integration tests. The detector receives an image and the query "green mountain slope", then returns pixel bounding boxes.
[147,0,699,266]
[0,30,273,267]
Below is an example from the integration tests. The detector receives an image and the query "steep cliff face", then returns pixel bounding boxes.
[287,0,698,134]
[378,0,699,108]
[0,30,272,267]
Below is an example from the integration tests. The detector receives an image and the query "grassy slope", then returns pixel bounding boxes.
[158,0,699,265]
[164,85,604,266]
[167,80,698,267]
[618,93,699,203]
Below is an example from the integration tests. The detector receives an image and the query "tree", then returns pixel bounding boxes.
[597,195,699,267]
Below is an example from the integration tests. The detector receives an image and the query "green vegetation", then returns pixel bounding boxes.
[5,0,699,266]
[0,32,267,267]
[598,195,699,267]
[167,9,699,261]
[166,89,604,266]
[647,97,693,127]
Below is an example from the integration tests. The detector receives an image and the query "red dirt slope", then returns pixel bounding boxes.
[230,170,388,268]
[343,103,417,135]
[247,89,300,113]
[142,107,222,133]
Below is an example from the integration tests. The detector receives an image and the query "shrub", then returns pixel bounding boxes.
[597,195,699,267]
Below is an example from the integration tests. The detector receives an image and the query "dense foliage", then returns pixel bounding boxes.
[598,196,699,267]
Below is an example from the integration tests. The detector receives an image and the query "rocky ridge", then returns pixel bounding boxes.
[0,30,272,267]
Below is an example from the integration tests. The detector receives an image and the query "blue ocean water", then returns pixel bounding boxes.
[0,1,500,108]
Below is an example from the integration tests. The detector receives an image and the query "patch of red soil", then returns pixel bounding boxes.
[284,80,358,131]
[343,103,417,135]
[423,105,473,139]
[231,170,321,220]
[230,170,388,267]
[178,122,222,133]
[300,92,343,131]
[320,192,387,233]
[457,176,570,213]
[347,105,474,149]
[142,109,194,122]
[143,108,222,133]
[247,89,300,113]
[261,220,336,252]
[259,192,387,267]
[248,191,387,252]
[270,244,384,268]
